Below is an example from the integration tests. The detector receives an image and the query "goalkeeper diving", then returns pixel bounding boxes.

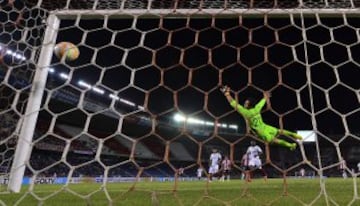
[221,85,302,150]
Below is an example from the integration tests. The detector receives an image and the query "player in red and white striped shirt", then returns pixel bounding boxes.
[241,153,249,181]
[220,155,232,181]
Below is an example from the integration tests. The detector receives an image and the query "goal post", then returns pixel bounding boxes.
[8,14,60,193]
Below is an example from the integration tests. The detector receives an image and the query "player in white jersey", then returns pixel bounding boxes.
[208,148,222,182]
[339,160,347,178]
[246,141,267,182]
[247,141,263,168]
[220,155,232,181]
[299,168,305,178]
[197,167,204,180]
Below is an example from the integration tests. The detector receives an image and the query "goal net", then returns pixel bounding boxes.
[0,0,359,205]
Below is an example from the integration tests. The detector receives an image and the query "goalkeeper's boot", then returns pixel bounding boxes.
[293,134,303,140]
[290,143,297,151]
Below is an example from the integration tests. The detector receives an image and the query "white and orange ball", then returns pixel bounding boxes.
[54,42,79,61]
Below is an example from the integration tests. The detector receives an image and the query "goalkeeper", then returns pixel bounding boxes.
[221,85,302,150]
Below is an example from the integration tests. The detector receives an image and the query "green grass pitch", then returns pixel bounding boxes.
[0,178,358,205]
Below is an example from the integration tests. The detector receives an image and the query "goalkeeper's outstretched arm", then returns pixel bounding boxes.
[221,85,234,103]
[221,85,248,115]
[263,91,271,110]
[253,92,270,112]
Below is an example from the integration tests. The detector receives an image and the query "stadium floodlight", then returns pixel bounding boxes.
[174,113,235,128]
[109,94,119,100]
[92,87,105,94]
[78,80,91,89]
[229,124,238,130]
[174,113,186,122]
[187,117,205,125]
[48,68,55,73]
[174,113,205,125]
[216,123,227,128]
[205,121,214,126]
[15,54,23,59]
[119,98,135,106]
[6,50,12,55]
[59,73,69,79]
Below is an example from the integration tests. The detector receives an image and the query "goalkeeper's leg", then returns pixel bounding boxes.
[260,127,296,150]
[280,129,303,140]
[273,138,297,150]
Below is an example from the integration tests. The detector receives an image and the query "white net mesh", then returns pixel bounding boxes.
[0,0,360,205]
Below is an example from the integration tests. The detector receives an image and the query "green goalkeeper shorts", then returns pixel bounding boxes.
[255,124,279,142]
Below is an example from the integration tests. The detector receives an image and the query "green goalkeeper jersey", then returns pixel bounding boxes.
[230,98,278,142]
[230,98,266,130]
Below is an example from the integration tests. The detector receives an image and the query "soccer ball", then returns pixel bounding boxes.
[54,42,79,61]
